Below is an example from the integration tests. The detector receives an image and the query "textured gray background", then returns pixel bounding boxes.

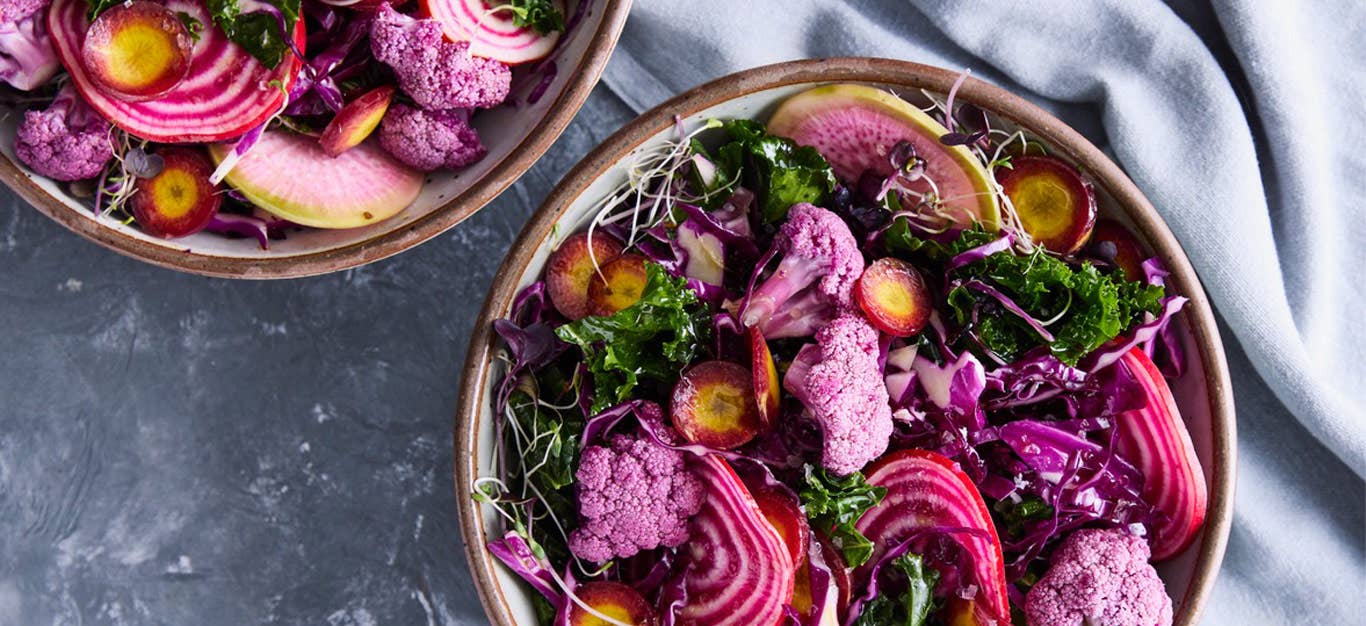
[0,86,636,625]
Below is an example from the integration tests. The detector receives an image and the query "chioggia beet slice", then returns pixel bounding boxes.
[49,0,305,142]
[673,455,795,626]
[1115,347,1208,560]
[420,0,562,65]
[856,450,1010,625]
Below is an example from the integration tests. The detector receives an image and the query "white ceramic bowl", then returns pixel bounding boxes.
[0,0,631,278]
[455,58,1235,626]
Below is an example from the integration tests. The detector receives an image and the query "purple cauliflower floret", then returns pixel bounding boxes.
[568,433,705,563]
[369,3,510,110]
[782,313,892,475]
[0,0,58,91]
[1026,528,1173,626]
[15,85,115,181]
[378,104,487,171]
[741,203,865,339]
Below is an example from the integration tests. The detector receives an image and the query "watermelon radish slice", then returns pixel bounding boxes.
[676,455,796,626]
[855,450,1009,625]
[767,84,999,230]
[48,0,305,143]
[421,0,563,65]
[1115,347,1208,560]
[208,131,423,229]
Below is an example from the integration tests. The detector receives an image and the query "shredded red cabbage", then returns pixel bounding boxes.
[487,531,561,605]
[945,232,1013,272]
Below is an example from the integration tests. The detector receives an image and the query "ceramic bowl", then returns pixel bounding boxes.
[0,0,631,278]
[455,57,1235,626]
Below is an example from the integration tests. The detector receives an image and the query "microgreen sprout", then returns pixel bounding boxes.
[919,86,1037,253]
[93,129,144,221]
[583,117,728,277]
[480,352,589,575]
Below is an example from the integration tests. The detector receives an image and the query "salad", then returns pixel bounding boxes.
[1,0,572,246]
[476,81,1208,626]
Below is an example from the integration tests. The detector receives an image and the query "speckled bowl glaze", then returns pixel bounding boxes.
[0,0,631,279]
[455,58,1235,626]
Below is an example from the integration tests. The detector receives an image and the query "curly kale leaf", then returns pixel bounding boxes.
[555,263,711,414]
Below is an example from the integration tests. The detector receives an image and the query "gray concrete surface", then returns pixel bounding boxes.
[0,87,636,626]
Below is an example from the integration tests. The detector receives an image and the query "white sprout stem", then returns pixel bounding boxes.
[584,119,723,271]
[1038,291,1073,326]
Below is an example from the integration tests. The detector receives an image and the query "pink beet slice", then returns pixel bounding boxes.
[81,0,193,102]
[671,360,763,450]
[857,449,1010,626]
[420,0,562,65]
[207,131,422,229]
[1115,347,1208,560]
[49,0,305,142]
[767,84,999,230]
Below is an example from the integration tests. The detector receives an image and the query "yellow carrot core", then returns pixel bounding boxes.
[1011,172,1074,240]
[149,169,200,219]
[106,24,182,88]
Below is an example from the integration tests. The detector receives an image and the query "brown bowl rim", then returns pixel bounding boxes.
[1,0,633,280]
[454,57,1236,626]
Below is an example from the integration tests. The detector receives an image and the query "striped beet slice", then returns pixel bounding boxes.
[856,449,1010,625]
[676,455,795,626]
[1115,347,1208,560]
[48,0,305,143]
[421,0,561,65]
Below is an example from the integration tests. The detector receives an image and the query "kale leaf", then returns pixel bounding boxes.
[888,221,1164,364]
[852,553,941,626]
[799,465,887,567]
[555,263,710,414]
[495,0,565,35]
[993,494,1055,537]
[713,119,837,223]
[206,0,301,70]
[84,0,121,20]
